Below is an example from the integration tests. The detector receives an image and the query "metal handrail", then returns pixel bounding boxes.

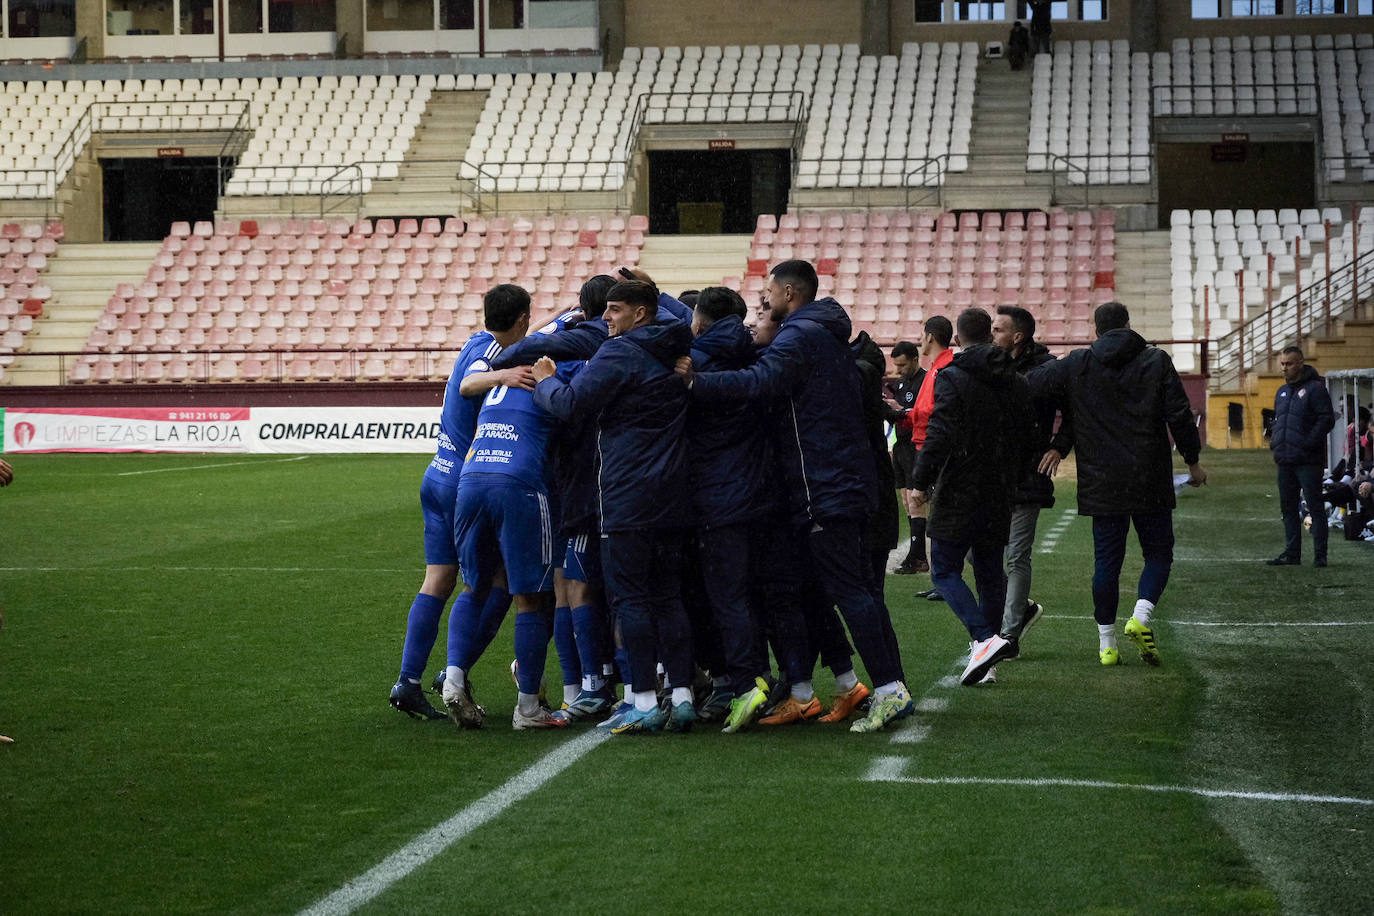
[1211,244,1374,391]
[1045,152,1155,205]
[318,163,365,218]
[23,346,466,386]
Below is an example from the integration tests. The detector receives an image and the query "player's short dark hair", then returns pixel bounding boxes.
[891,340,919,360]
[957,308,993,346]
[924,315,953,348]
[996,305,1036,341]
[606,280,659,311]
[695,286,748,324]
[484,283,531,332]
[770,259,818,303]
[578,275,616,318]
[678,289,701,308]
[1093,301,1131,335]
[1279,344,1305,359]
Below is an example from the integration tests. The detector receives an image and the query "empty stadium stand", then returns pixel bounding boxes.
[69,214,646,384]
[738,208,1116,345]
[1029,34,1374,186]
[0,221,62,380]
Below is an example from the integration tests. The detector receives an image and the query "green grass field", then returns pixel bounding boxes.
[1,449,1370,914]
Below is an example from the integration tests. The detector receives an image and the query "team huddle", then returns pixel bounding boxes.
[388,258,1207,735]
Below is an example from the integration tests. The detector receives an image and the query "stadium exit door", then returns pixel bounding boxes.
[647,148,790,235]
[101,156,221,241]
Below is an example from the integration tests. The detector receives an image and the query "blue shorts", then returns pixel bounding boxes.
[420,474,460,566]
[562,529,602,585]
[454,474,555,596]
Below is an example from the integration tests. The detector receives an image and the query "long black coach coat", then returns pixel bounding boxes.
[911,343,1035,546]
[1027,328,1201,517]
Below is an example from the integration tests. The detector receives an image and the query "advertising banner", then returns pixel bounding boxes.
[1,406,441,455]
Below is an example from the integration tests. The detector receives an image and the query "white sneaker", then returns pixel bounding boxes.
[978,666,997,685]
[962,634,1013,685]
[512,704,570,730]
[442,677,484,729]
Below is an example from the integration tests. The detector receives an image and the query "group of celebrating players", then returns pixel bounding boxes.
[387,255,1205,736]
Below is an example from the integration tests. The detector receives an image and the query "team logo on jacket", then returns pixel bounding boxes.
[1298,389,1307,398]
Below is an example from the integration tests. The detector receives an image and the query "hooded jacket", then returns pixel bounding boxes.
[1028,328,1201,516]
[687,314,772,528]
[911,343,1035,545]
[692,297,877,525]
[1270,364,1334,466]
[853,330,901,551]
[1010,340,1072,508]
[534,318,693,532]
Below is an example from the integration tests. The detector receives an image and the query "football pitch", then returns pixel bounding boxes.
[1,448,1370,914]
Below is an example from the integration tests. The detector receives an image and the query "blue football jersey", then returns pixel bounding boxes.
[425,330,501,483]
[461,383,555,492]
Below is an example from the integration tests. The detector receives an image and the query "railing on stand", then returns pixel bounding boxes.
[1046,152,1155,206]
[317,164,364,219]
[905,156,946,209]
[1211,245,1374,392]
[32,347,464,386]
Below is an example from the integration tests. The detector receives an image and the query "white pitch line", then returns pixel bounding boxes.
[915,697,950,713]
[298,730,609,916]
[890,724,932,745]
[1042,614,1374,628]
[859,757,1374,806]
[936,675,959,689]
[116,456,310,476]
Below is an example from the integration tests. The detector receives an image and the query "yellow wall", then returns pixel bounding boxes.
[1208,376,1282,449]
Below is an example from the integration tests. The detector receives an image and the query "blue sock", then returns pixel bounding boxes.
[399,593,445,683]
[572,603,606,684]
[553,605,580,687]
[446,590,480,670]
[514,611,551,696]
[473,586,511,659]
[614,646,632,692]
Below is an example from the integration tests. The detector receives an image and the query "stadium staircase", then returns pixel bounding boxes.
[637,234,754,298]
[2,241,161,386]
[940,64,1051,211]
[1113,230,1174,350]
[366,89,489,218]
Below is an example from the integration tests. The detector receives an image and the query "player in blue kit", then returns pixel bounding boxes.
[442,284,567,730]
[388,288,534,720]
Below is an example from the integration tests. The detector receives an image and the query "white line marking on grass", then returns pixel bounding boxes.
[860,759,1374,806]
[298,729,609,916]
[116,456,310,476]
[915,698,950,713]
[1042,614,1374,628]
[890,724,931,745]
[936,675,959,688]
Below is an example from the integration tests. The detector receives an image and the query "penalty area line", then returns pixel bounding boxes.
[298,729,609,916]
[116,456,310,476]
[860,758,1374,805]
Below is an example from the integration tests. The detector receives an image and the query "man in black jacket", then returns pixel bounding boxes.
[679,260,912,734]
[1028,302,1206,668]
[886,341,929,574]
[992,306,1070,654]
[912,308,1035,686]
[532,280,696,735]
[1266,346,1335,567]
[684,287,775,732]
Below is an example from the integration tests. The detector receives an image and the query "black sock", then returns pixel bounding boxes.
[911,518,927,562]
